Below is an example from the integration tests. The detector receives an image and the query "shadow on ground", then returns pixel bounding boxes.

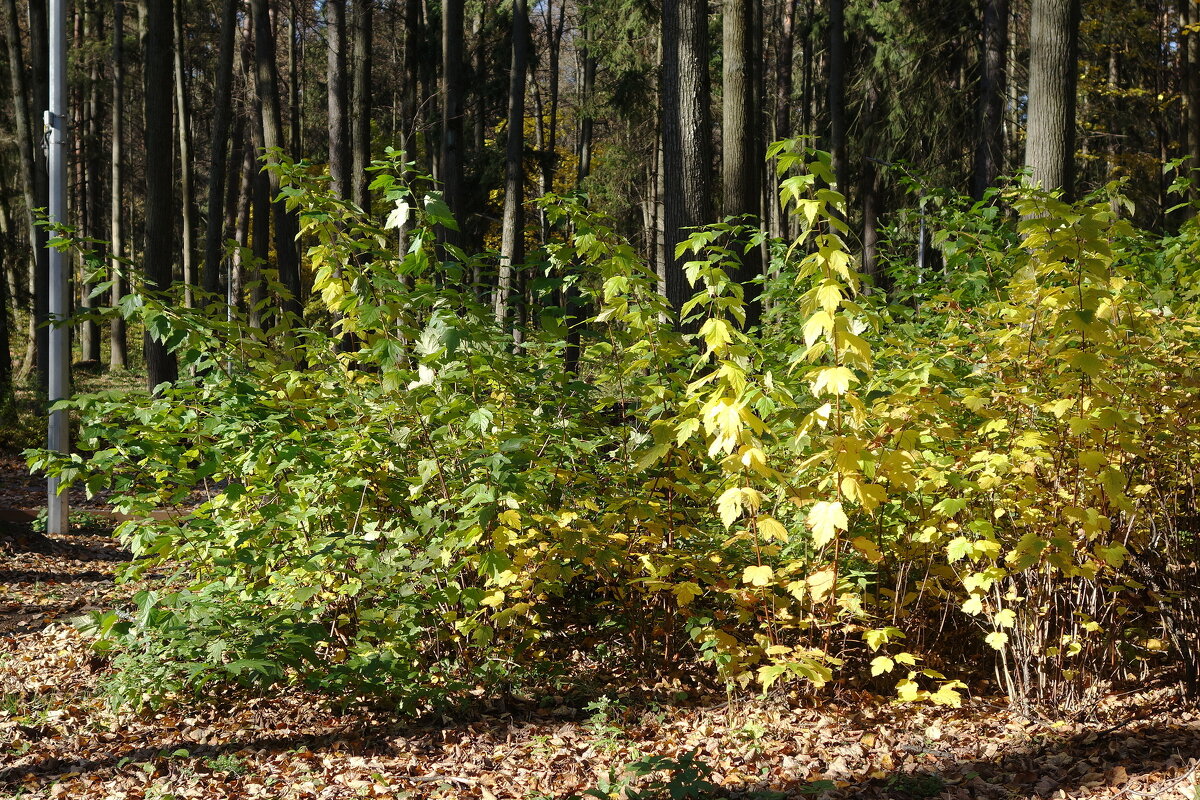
[2,700,1197,799]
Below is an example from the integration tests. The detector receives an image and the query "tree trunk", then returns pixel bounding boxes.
[723,0,762,328]
[401,0,420,152]
[29,0,49,390]
[1187,0,1200,182]
[0,176,14,419]
[860,79,882,282]
[77,0,102,364]
[801,0,814,139]
[173,0,196,307]
[441,0,465,243]
[859,8,883,284]
[352,0,372,209]
[576,21,596,184]
[1106,47,1119,182]
[3,0,49,388]
[539,0,566,240]
[288,0,301,156]
[140,0,179,389]
[661,0,712,317]
[771,0,797,239]
[202,0,237,297]
[251,0,304,320]
[233,122,254,320]
[109,0,127,370]
[327,0,350,199]
[495,0,528,339]
[1023,0,1080,195]
[827,0,848,193]
[973,0,1008,199]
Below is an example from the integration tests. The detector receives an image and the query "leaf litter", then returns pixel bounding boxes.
[2,523,1199,800]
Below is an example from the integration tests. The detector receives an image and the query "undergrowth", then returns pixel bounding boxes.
[30,145,1200,717]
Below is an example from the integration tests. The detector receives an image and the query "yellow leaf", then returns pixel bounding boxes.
[717,488,744,529]
[743,565,775,587]
[896,678,922,702]
[740,446,769,473]
[929,683,965,707]
[985,631,1009,650]
[672,581,702,605]
[870,656,894,676]
[806,500,848,549]
[842,475,888,512]
[757,516,790,542]
[806,566,837,603]
[850,536,883,563]
[699,318,734,354]
[810,366,858,397]
[817,282,843,314]
[803,311,833,347]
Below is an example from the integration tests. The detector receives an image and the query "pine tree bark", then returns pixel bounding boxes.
[29,0,49,389]
[1186,0,1200,180]
[859,7,883,284]
[202,0,237,297]
[140,0,179,389]
[2,0,49,386]
[827,0,848,193]
[1023,0,1080,195]
[401,0,420,152]
[78,0,102,363]
[109,0,127,369]
[661,0,712,317]
[576,20,596,184]
[441,0,465,244]
[801,0,814,138]
[860,78,882,282]
[173,0,196,307]
[327,0,350,200]
[771,0,797,239]
[352,0,372,209]
[973,0,1008,198]
[288,0,301,156]
[250,0,304,320]
[495,0,528,337]
[0,176,14,418]
[723,0,762,328]
[539,0,566,240]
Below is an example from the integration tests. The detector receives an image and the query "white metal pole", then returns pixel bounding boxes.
[46,0,69,535]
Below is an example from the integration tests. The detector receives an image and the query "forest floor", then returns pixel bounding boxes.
[1,459,1199,799]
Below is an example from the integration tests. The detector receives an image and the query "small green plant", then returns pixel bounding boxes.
[204,753,248,776]
[886,772,946,799]
[732,720,769,755]
[568,750,719,799]
[584,695,627,753]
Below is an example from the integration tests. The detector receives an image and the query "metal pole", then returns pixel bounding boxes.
[46,0,69,534]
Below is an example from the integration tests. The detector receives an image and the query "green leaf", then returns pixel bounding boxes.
[947,536,972,563]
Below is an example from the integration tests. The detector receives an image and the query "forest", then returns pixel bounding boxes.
[3,0,1200,797]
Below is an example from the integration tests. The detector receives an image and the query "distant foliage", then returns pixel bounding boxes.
[33,147,1200,714]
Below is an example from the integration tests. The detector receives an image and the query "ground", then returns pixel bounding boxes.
[1,465,1199,799]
